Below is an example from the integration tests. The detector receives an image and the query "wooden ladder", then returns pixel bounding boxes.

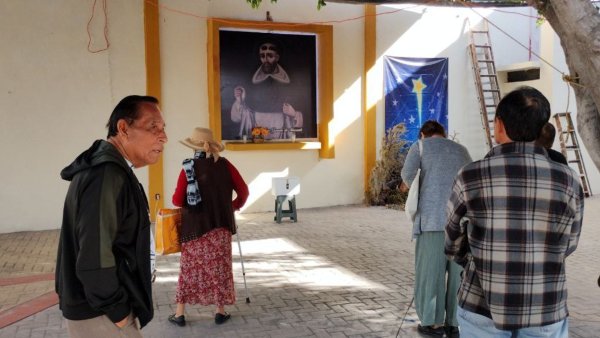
[469,21,501,150]
[553,112,592,197]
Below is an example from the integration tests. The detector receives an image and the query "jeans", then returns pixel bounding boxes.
[457,306,568,338]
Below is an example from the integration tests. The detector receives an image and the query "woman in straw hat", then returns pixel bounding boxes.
[168,127,249,327]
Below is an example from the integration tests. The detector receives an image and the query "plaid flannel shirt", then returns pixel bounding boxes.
[445,142,584,330]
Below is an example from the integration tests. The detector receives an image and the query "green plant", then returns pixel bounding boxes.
[246,0,326,10]
[365,123,408,207]
[245,0,528,11]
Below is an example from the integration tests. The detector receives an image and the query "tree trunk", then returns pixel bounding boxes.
[531,0,600,172]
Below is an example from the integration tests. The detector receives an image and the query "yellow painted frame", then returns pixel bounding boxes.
[207,18,334,159]
[144,0,163,220]
[364,5,377,192]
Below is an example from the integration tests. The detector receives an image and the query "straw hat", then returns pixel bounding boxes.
[179,127,225,152]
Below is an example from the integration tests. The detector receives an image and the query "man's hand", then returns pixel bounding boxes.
[115,315,128,328]
[282,103,296,117]
[234,86,246,103]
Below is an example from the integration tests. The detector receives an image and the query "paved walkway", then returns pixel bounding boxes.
[1,200,600,337]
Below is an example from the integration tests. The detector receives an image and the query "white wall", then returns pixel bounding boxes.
[158,0,365,213]
[0,0,365,233]
[2,1,596,233]
[376,4,502,161]
[493,18,600,193]
[0,0,146,233]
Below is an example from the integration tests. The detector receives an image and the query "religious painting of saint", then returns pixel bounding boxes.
[219,29,318,141]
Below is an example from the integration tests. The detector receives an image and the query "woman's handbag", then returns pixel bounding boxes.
[404,141,423,223]
[155,208,182,255]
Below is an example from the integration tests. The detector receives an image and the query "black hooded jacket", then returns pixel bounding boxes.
[55,140,153,327]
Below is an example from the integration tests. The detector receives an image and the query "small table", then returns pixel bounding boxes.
[272,177,300,223]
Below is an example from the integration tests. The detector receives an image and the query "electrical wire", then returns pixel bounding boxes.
[87,0,110,53]
[141,0,582,88]
[144,0,433,26]
[458,0,584,88]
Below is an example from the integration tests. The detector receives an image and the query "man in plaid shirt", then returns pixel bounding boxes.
[445,86,584,337]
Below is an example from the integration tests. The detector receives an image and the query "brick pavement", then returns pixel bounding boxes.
[1,201,600,337]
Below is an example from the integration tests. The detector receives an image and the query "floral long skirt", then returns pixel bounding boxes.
[175,227,235,306]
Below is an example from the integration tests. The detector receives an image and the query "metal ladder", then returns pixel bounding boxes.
[469,21,501,150]
[553,112,592,197]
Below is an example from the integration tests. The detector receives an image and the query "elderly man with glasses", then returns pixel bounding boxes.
[56,95,168,337]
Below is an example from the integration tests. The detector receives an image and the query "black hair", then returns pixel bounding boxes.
[419,120,446,138]
[254,34,285,59]
[106,95,159,138]
[495,86,550,142]
[536,122,556,149]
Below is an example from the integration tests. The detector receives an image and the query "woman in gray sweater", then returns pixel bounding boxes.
[401,120,472,337]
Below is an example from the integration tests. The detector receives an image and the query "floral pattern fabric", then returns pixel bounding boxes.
[175,227,235,306]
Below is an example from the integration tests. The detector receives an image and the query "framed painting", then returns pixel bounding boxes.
[207,19,333,158]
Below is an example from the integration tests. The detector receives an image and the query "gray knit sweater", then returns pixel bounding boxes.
[401,137,472,238]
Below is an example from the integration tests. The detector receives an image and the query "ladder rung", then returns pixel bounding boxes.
[477,60,495,63]
[553,111,591,197]
[483,89,500,93]
[480,75,498,77]
[474,45,492,48]
[471,30,488,33]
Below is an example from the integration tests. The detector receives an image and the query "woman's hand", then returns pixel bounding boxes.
[399,182,409,193]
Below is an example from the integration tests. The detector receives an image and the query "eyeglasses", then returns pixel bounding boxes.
[130,122,167,137]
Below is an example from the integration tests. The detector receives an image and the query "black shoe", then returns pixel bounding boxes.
[168,314,186,327]
[445,325,460,338]
[214,312,231,325]
[417,324,445,336]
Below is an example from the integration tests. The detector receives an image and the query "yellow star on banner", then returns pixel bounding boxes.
[412,76,427,126]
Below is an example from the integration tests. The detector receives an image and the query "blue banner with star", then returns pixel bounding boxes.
[384,57,448,146]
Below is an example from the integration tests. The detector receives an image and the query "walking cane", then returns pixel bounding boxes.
[235,230,251,303]
[395,296,414,338]
[150,193,160,283]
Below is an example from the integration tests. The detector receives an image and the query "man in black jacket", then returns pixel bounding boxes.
[536,122,568,165]
[56,95,167,337]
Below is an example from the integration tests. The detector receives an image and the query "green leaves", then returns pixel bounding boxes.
[246,0,326,10]
[245,0,278,9]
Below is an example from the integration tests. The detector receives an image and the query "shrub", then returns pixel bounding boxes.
[366,123,409,207]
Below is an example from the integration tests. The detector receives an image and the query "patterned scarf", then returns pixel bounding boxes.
[182,150,206,206]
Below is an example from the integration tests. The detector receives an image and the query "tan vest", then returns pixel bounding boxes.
[180,157,236,243]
